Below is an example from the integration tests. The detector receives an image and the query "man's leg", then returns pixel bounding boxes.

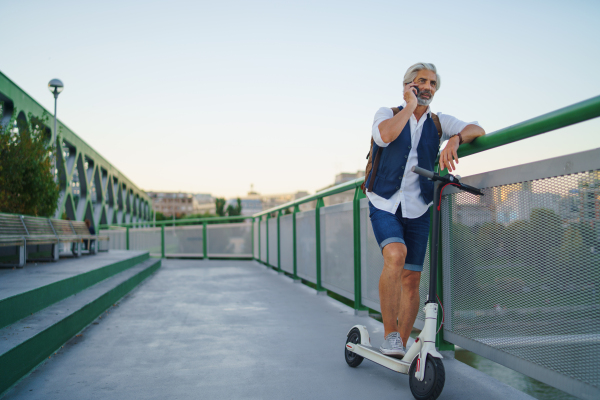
[379,242,407,338]
[397,269,421,347]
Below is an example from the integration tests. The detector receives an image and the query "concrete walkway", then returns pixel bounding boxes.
[3,260,534,400]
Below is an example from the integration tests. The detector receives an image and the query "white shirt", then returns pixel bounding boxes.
[367,103,480,218]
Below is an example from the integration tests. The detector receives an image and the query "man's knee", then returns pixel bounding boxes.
[382,243,407,269]
[401,270,421,296]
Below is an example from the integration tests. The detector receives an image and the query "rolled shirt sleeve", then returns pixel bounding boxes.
[372,107,394,148]
[437,112,481,142]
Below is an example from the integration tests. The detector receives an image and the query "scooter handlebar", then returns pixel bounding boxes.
[411,165,484,196]
[411,165,435,179]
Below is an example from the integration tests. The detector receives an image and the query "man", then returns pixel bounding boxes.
[365,62,485,356]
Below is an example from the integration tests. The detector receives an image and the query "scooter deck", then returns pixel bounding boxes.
[346,343,411,374]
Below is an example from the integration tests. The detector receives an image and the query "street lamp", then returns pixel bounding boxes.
[48,78,64,178]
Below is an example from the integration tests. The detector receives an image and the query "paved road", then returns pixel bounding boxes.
[3,260,534,400]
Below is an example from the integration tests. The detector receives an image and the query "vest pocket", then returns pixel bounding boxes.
[373,173,400,200]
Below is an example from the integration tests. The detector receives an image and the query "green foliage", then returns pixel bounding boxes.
[0,107,60,216]
[154,211,168,221]
[450,222,478,294]
[475,222,506,261]
[226,198,242,217]
[529,208,562,276]
[504,219,530,260]
[226,198,243,223]
[215,198,226,217]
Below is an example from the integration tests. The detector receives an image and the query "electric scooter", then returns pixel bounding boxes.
[345,166,483,400]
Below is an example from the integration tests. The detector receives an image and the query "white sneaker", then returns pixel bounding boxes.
[379,332,406,357]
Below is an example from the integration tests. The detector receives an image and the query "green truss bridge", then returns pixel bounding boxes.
[0,71,151,226]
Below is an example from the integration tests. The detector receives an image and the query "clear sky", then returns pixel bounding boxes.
[2,0,599,198]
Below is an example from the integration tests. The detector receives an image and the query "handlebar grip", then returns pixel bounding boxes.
[411,166,435,179]
[461,184,484,196]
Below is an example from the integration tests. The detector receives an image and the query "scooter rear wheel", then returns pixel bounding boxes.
[408,355,445,400]
[345,328,364,367]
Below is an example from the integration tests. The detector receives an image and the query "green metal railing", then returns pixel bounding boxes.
[102,94,600,343]
[0,71,153,225]
[96,95,600,398]
[100,215,253,258]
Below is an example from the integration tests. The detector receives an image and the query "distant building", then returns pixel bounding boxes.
[454,204,493,227]
[238,199,263,216]
[317,171,365,207]
[194,193,213,204]
[147,191,205,217]
[260,191,309,212]
[195,202,217,215]
[496,190,561,225]
[224,197,262,217]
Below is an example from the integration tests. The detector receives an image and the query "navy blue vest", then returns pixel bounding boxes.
[365,106,440,205]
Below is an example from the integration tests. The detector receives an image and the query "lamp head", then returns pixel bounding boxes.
[48,79,64,96]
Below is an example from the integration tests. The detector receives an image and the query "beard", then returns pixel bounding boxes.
[417,91,433,106]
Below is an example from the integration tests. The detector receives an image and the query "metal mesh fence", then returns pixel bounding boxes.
[320,202,354,299]
[164,225,203,257]
[280,214,294,274]
[260,220,267,263]
[360,198,382,312]
[129,227,161,256]
[99,228,126,250]
[268,218,278,268]
[296,209,317,282]
[207,223,251,257]
[441,166,600,397]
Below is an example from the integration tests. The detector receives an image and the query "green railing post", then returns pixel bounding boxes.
[257,216,261,262]
[160,225,165,258]
[435,218,454,352]
[433,168,454,352]
[265,213,270,267]
[126,227,130,250]
[292,205,300,281]
[251,217,255,260]
[277,210,282,273]
[203,221,208,259]
[315,198,326,294]
[352,187,368,315]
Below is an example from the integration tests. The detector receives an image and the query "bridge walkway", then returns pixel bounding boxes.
[3,259,534,400]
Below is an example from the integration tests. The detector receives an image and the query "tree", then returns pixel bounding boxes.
[226,198,242,217]
[154,211,168,221]
[0,108,60,216]
[526,208,563,282]
[215,198,226,217]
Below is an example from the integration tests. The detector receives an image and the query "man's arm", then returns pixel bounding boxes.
[439,124,485,172]
[378,84,419,144]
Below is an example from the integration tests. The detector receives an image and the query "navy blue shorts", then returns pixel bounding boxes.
[368,202,431,272]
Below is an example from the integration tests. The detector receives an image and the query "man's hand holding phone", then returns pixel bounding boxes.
[403,83,419,110]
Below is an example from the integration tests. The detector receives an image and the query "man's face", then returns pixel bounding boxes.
[412,69,437,106]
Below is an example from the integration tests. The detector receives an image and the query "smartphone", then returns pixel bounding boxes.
[407,83,419,96]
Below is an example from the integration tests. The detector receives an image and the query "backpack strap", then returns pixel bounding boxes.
[431,112,442,138]
[362,107,402,193]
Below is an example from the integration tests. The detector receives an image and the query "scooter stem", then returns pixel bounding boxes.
[427,180,443,304]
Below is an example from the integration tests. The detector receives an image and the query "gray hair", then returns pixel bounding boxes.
[403,63,441,91]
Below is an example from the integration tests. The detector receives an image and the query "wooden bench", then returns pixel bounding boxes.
[50,219,83,257]
[22,215,60,261]
[70,221,109,254]
[0,214,28,267]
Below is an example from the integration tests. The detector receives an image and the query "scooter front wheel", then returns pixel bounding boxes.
[408,355,445,400]
[344,328,364,367]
